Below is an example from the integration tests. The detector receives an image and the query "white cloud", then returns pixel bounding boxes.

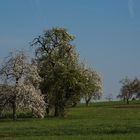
[29,0,44,20]
[29,0,41,13]
[128,0,135,18]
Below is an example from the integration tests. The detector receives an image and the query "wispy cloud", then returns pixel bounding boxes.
[128,0,135,18]
[29,0,41,14]
[29,0,44,20]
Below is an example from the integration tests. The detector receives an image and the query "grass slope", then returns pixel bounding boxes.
[0,101,140,140]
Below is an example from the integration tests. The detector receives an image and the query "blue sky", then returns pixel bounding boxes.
[0,0,140,99]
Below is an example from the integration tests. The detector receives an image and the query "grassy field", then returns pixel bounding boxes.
[0,101,140,140]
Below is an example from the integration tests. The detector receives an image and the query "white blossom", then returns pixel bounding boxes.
[0,52,46,118]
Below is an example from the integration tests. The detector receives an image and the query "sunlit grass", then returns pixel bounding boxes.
[0,100,140,140]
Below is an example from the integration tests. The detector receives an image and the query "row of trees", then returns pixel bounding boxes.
[0,28,103,120]
[117,77,140,104]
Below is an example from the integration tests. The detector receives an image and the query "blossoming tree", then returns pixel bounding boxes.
[82,67,103,106]
[0,52,46,120]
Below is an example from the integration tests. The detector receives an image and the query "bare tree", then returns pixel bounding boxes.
[117,77,140,104]
[105,93,113,102]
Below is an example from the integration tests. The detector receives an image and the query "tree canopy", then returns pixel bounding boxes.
[32,27,103,116]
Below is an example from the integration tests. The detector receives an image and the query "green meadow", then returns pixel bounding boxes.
[0,101,140,140]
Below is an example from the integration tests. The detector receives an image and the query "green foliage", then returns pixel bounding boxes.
[32,27,97,117]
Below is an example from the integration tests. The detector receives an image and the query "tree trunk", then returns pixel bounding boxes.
[12,100,17,120]
[86,100,89,106]
[0,109,3,118]
[54,105,65,117]
[123,97,125,102]
[85,96,92,107]
[85,98,91,106]
[12,78,18,120]
[59,107,65,117]
[46,107,50,115]
[54,106,59,117]
[126,98,129,104]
